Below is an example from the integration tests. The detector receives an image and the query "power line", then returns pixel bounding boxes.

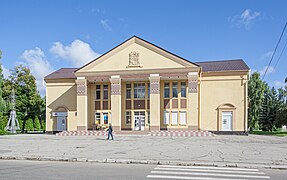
[262,22,287,80]
[267,39,287,82]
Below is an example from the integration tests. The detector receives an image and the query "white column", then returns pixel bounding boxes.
[149,74,161,131]
[110,75,121,131]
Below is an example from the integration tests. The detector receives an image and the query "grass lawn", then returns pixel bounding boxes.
[250,130,287,136]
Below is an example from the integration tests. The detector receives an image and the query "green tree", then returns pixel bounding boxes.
[275,77,287,127]
[3,65,44,132]
[25,118,34,131]
[259,86,278,131]
[248,72,265,130]
[33,117,41,131]
[0,50,8,131]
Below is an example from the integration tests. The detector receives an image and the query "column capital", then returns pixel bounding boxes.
[110,75,121,95]
[187,72,198,93]
[76,78,87,96]
[149,74,161,94]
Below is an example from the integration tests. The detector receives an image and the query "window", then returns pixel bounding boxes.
[126,83,131,99]
[103,113,108,124]
[172,82,178,98]
[96,85,101,100]
[172,111,178,125]
[126,111,131,124]
[148,83,150,98]
[164,82,170,98]
[164,111,170,125]
[103,84,108,99]
[180,111,186,125]
[181,82,186,98]
[95,113,100,124]
[134,83,145,98]
[148,111,150,124]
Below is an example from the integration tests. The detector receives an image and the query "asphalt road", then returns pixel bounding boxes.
[0,160,286,180]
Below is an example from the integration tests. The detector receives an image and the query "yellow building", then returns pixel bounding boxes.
[44,36,249,134]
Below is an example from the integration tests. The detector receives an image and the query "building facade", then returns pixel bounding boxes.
[44,36,249,133]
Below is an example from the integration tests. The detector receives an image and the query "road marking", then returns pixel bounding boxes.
[147,175,245,180]
[158,165,259,171]
[150,171,270,179]
[147,165,270,179]
[154,167,265,174]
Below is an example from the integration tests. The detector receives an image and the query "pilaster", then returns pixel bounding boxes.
[149,74,161,131]
[110,75,121,131]
[76,77,88,130]
[187,72,199,130]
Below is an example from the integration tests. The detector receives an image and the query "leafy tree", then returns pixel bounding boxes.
[248,72,265,130]
[275,77,287,127]
[0,50,8,131]
[25,118,34,131]
[2,64,44,132]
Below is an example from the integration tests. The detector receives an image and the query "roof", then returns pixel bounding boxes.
[196,59,249,72]
[76,35,199,72]
[44,68,77,80]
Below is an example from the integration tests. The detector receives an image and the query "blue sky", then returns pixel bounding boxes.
[0,0,287,95]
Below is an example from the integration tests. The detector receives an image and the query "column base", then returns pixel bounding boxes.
[77,126,87,131]
[112,126,121,132]
[188,125,199,130]
[150,125,160,131]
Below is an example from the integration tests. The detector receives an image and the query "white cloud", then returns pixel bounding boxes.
[261,51,273,60]
[50,40,100,67]
[229,9,260,29]
[274,80,286,88]
[1,65,10,79]
[21,47,54,96]
[259,66,275,76]
[100,19,112,31]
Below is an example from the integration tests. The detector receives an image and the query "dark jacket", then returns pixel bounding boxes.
[108,125,113,133]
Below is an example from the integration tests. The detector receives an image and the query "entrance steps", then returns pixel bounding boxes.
[56,130,215,137]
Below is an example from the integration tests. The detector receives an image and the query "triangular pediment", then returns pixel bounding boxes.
[76,36,198,74]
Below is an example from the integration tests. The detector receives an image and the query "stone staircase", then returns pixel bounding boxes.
[56,130,215,137]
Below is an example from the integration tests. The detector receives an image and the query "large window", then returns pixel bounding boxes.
[172,82,178,98]
[164,82,170,98]
[126,111,131,124]
[180,111,186,125]
[103,113,108,124]
[134,83,145,98]
[95,85,101,100]
[164,111,170,125]
[181,82,186,98]
[103,84,108,99]
[126,83,131,99]
[172,111,178,125]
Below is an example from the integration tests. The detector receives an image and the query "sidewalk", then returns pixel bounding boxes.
[0,134,286,169]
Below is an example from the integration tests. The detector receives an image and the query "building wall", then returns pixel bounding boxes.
[45,79,77,132]
[200,72,248,131]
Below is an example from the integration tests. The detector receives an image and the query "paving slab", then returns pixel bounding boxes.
[0,134,286,169]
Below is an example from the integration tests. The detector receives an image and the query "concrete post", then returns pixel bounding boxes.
[149,74,161,131]
[110,75,121,131]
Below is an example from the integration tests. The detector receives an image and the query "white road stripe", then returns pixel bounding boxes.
[158,165,259,171]
[147,175,245,180]
[151,171,270,179]
[154,167,265,174]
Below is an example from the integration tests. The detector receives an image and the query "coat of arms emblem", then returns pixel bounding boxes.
[128,51,140,67]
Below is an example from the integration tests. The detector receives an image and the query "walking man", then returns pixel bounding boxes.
[107,123,114,140]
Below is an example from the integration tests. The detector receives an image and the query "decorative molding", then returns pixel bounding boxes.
[76,80,87,96]
[187,74,198,93]
[110,77,121,95]
[127,51,142,68]
[149,75,160,94]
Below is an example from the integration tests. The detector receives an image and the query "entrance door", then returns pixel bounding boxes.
[57,116,67,131]
[222,112,232,131]
[134,111,145,131]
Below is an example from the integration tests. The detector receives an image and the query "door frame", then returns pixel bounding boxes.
[217,103,236,131]
[134,111,145,131]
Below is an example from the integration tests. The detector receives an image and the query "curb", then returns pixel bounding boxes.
[1,156,286,170]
